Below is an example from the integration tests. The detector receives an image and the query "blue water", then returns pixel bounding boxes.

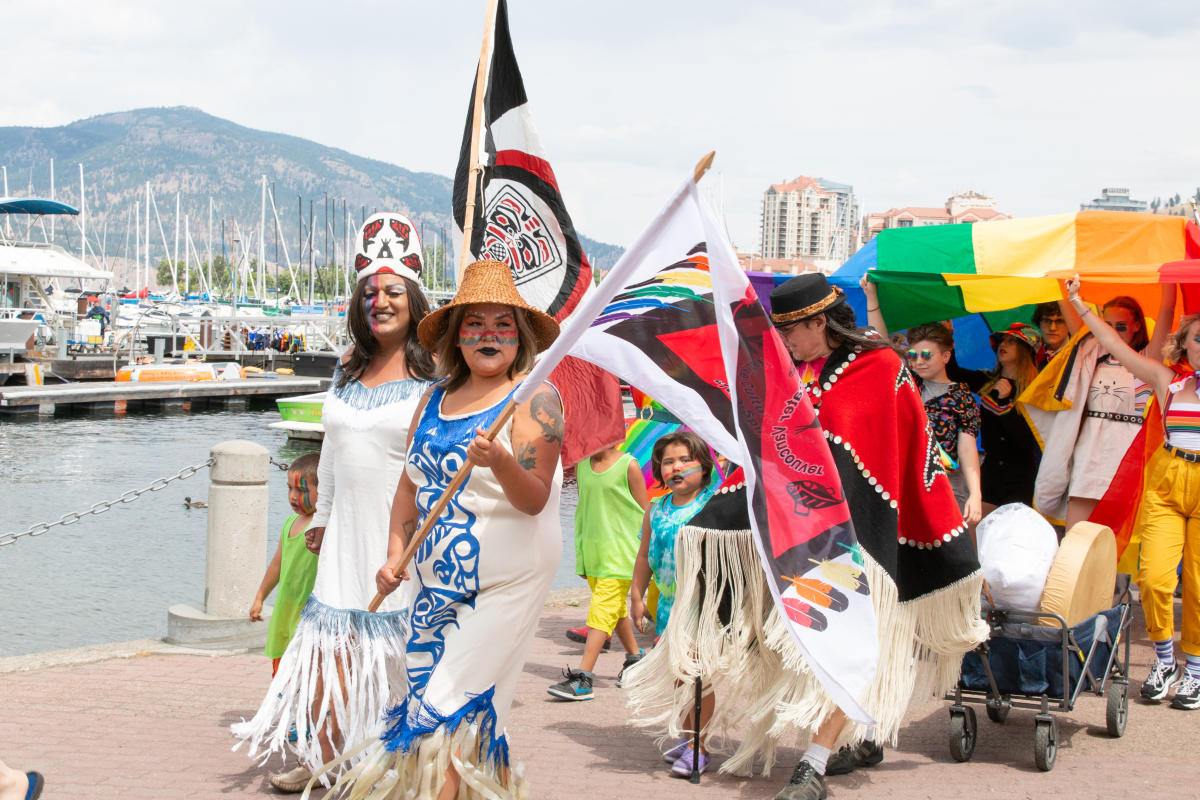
[0,408,582,657]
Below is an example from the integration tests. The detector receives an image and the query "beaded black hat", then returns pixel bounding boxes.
[768,273,846,326]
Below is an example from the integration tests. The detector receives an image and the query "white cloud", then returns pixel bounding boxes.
[3,0,1198,250]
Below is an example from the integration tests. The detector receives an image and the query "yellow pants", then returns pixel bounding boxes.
[1135,447,1200,656]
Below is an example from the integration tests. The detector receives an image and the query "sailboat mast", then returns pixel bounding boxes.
[184,215,190,296]
[79,164,86,262]
[144,182,151,300]
[49,159,55,243]
[259,176,267,303]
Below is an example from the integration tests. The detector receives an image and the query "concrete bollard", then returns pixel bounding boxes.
[166,439,272,649]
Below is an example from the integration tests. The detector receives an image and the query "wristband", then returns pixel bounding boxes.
[867,305,880,312]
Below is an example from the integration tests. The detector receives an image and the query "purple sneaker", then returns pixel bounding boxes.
[670,748,710,777]
[662,738,689,763]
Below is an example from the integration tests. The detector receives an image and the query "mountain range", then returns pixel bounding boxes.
[0,106,623,282]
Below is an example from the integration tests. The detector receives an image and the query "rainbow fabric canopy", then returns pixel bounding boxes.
[845,211,1200,330]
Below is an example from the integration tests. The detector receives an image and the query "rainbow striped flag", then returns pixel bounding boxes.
[856,211,1200,330]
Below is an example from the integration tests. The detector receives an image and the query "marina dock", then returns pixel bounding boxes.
[0,375,328,415]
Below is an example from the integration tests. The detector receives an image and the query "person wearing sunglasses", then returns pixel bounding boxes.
[902,323,983,527]
[1063,277,1200,710]
[1023,285,1176,533]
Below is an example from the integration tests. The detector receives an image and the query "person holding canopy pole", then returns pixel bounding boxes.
[1064,276,1200,710]
[319,259,565,800]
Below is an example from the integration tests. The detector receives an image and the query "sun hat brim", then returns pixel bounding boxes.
[417,259,560,353]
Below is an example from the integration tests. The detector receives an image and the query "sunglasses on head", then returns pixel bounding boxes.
[906,348,935,361]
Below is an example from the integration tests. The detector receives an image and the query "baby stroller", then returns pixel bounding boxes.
[946,575,1132,771]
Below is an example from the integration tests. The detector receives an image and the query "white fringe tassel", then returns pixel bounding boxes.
[306,722,528,800]
[623,527,988,777]
[231,596,410,782]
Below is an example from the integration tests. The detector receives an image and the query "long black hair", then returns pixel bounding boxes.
[824,301,892,352]
[338,276,435,387]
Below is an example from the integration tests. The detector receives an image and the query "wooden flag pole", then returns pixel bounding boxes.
[368,397,519,612]
[371,151,718,613]
[458,0,500,281]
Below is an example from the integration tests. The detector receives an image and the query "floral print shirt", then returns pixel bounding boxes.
[919,380,981,466]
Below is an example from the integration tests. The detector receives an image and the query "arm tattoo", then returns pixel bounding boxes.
[517,441,537,470]
[402,519,417,537]
[529,390,565,444]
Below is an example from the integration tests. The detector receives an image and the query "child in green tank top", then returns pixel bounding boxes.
[547,445,650,702]
[249,451,321,676]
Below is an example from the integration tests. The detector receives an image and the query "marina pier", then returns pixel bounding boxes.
[0,374,327,415]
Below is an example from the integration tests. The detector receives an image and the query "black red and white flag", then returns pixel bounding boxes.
[453,0,621,465]
[452,0,592,320]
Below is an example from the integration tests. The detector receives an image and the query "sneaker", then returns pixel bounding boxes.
[1171,675,1200,710]
[670,747,710,777]
[269,764,313,793]
[775,761,827,800]
[547,667,594,701]
[662,738,690,764]
[616,649,645,688]
[565,626,611,650]
[825,739,884,775]
[1141,660,1183,701]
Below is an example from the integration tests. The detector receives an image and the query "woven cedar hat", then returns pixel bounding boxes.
[989,322,1042,353]
[417,259,560,352]
[769,273,846,326]
[353,212,423,283]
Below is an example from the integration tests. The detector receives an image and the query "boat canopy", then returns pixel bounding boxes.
[0,243,112,281]
[0,197,79,216]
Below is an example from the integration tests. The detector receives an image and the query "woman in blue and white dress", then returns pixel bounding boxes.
[232,213,434,792]
[334,259,564,800]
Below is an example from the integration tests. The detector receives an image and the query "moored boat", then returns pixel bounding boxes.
[269,391,325,440]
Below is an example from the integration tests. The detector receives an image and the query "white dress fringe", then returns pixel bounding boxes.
[303,721,528,800]
[231,596,410,781]
[622,526,987,777]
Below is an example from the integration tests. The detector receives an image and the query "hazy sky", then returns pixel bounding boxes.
[5,1,1199,251]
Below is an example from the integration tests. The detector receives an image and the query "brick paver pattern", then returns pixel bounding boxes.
[4,607,1200,798]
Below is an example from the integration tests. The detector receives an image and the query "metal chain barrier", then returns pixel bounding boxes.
[0,458,215,548]
[269,456,290,471]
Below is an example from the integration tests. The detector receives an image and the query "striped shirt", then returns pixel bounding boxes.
[1166,377,1200,450]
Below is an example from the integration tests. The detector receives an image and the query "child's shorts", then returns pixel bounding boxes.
[586,577,632,635]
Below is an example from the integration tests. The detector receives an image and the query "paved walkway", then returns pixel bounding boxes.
[3,605,1199,799]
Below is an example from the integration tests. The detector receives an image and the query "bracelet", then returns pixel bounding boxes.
[867,305,880,312]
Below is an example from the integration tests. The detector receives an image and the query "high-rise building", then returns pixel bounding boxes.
[1080,188,1148,213]
[760,176,859,267]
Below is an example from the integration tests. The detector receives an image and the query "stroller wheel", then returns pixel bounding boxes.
[948,706,977,762]
[985,696,1011,724]
[1033,716,1058,771]
[1106,679,1129,738]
